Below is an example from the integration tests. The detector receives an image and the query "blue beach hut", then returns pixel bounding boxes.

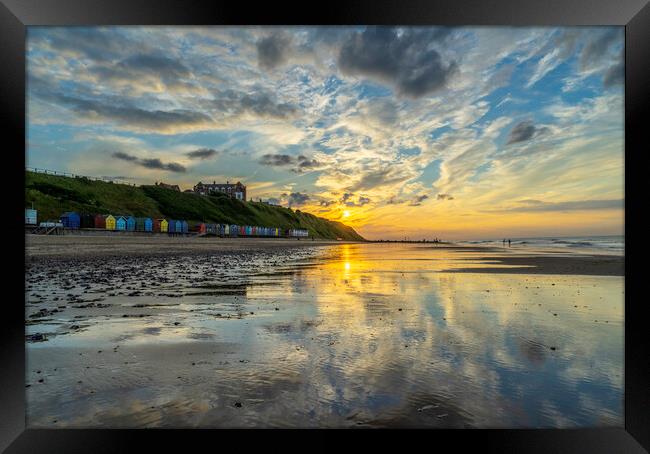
[126,216,136,231]
[115,216,127,231]
[175,220,182,233]
[168,219,176,233]
[60,212,80,229]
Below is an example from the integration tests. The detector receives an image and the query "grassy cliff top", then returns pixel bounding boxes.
[25,171,365,241]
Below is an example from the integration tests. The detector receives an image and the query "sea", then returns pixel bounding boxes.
[457,235,624,254]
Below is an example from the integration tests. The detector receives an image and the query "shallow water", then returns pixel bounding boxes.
[25,243,624,428]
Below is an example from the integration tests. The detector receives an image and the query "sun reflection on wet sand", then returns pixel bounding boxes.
[26,243,623,428]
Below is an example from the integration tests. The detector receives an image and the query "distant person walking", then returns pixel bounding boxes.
[508,239,511,247]
[503,238,506,247]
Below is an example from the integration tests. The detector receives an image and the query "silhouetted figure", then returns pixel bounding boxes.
[508,239,511,247]
[503,239,506,247]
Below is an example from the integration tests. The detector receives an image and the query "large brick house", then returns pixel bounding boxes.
[193,180,246,201]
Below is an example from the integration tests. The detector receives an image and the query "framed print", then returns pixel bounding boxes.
[1,0,648,452]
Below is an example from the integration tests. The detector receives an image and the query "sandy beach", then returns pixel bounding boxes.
[25,234,357,259]
[26,235,623,276]
[25,237,624,428]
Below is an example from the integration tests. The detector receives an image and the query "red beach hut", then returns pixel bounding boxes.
[94,214,107,229]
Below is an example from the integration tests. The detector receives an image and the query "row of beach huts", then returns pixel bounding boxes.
[25,209,309,238]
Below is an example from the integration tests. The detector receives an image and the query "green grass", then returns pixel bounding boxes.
[25,171,365,240]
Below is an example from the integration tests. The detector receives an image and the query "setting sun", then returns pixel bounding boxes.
[343,210,350,218]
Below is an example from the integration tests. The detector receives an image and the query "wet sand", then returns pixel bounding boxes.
[443,253,623,276]
[25,240,624,428]
[26,235,623,277]
[26,234,357,259]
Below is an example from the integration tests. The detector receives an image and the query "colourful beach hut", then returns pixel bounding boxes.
[94,214,107,229]
[175,220,182,233]
[231,225,238,237]
[207,223,217,235]
[80,213,95,228]
[153,218,168,233]
[141,217,152,231]
[168,219,177,233]
[105,215,116,230]
[115,216,127,231]
[25,208,37,225]
[61,212,80,229]
[135,217,147,231]
[181,220,188,234]
[126,216,136,231]
[224,224,230,236]
[197,223,207,234]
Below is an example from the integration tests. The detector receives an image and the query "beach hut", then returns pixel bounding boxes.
[207,223,217,235]
[136,217,153,232]
[181,220,188,233]
[126,216,136,231]
[224,224,230,236]
[115,216,127,231]
[94,214,107,229]
[61,212,80,229]
[105,215,116,230]
[197,223,207,234]
[153,218,168,233]
[135,217,146,231]
[168,219,177,233]
[25,208,38,225]
[175,220,183,233]
[80,213,94,228]
[231,225,238,237]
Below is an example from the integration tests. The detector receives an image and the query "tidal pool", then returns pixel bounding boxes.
[25,243,624,428]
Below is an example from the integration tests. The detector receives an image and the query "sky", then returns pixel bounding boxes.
[26,26,624,240]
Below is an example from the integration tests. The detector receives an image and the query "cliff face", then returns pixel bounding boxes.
[25,171,366,241]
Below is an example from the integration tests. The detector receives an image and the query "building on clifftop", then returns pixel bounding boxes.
[193,180,246,201]
[155,181,181,192]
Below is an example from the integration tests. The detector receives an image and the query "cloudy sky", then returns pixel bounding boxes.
[26,26,624,240]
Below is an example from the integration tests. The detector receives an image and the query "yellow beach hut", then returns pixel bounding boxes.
[154,218,168,233]
[105,214,116,230]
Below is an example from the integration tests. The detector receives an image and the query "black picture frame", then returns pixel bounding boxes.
[1,0,647,452]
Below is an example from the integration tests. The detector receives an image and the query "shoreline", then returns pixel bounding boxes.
[25,234,362,261]
[25,235,624,276]
[442,253,624,276]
